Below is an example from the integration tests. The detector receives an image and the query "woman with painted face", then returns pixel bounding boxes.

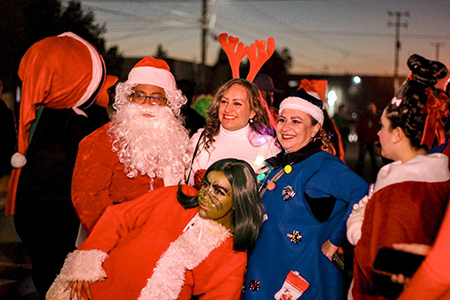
[347,54,450,300]
[187,78,281,189]
[47,158,263,300]
[243,89,369,300]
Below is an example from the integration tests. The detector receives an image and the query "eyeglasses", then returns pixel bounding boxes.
[130,92,167,106]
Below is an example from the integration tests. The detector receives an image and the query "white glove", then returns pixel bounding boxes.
[274,271,309,300]
[346,184,374,245]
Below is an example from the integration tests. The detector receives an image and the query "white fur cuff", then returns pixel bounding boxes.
[59,250,108,282]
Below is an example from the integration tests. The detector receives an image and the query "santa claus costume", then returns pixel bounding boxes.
[72,57,191,236]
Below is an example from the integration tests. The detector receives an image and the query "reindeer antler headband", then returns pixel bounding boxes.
[218,33,275,82]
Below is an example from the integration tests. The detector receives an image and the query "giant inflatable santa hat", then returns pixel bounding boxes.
[6,32,117,216]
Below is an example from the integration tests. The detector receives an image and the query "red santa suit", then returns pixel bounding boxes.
[72,56,189,237]
[351,153,450,300]
[47,185,246,300]
[71,122,166,235]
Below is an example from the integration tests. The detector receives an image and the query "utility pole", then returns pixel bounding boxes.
[388,11,409,92]
[431,42,445,61]
[201,0,208,65]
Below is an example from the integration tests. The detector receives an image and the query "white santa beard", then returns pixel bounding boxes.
[108,102,190,180]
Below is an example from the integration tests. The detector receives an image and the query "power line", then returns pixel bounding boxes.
[388,10,409,92]
[431,42,445,61]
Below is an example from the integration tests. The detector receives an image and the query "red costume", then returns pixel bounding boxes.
[71,122,164,235]
[396,202,450,300]
[48,185,246,300]
[351,154,450,300]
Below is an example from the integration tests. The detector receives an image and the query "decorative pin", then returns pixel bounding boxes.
[257,172,266,182]
[287,230,303,243]
[267,181,276,190]
[249,279,261,291]
[282,185,295,201]
[284,165,292,174]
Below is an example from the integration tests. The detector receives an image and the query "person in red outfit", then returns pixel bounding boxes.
[391,201,450,300]
[348,54,450,300]
[72,56,191,238]
[47,158,264,300]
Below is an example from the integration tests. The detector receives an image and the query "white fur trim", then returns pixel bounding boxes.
[138,216,231,300]
[279,96,324,125]
[128,66,177,95]
[46,250,108,300]
[11,152,27,168]
[373,153,450,194]
[59,32,103,109]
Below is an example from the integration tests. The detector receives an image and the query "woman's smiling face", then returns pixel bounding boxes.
[198,171,234,226]
[276,109,321,153]
[218,84,256,131]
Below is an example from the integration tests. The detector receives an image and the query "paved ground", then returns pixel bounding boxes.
[0,141,382,299]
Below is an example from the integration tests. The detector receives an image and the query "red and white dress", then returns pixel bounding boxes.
[48,185,246,300]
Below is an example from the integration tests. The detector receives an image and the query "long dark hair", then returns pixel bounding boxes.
[178,158,264,252]
[385,54,449,151]
[202,78,276,150]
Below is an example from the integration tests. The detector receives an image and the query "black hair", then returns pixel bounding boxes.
[385,54,449,150]
[177,158,263,252]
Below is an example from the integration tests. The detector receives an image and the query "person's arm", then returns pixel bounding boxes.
[396,204,450,300]
[72,125,116,235]
[310,158,369,247]
[48,201,142,300]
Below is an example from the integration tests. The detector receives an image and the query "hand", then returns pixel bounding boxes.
[391,273,410,286]
[321,239,338,261]
[67,281,91,300]
[392,243,430,256]
[389,243,430,287]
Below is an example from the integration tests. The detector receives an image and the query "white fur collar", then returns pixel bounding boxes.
[138,215,232,300]
[373,153,450,194]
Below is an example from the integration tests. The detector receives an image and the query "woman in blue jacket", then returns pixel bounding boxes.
[244,88,368,300]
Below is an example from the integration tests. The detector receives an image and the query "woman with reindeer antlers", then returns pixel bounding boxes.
[186,33,281,189]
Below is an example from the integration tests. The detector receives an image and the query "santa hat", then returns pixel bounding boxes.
[127,57,177,96]
[299,79,328,102]
[96,74,119,108]
[7,32,114,216]
[279,88,324,126]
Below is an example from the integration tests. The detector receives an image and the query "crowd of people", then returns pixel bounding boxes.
[1,31,450,300]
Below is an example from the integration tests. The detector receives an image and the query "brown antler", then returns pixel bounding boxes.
[246,37,275,82]
[218,33,248,79]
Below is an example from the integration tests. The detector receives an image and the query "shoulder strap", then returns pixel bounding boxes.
[186,130,204,184]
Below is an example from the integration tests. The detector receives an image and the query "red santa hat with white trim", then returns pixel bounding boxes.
[126,57,185,113]
[7,32,116,216]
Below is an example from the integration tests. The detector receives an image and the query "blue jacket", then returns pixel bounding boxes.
[244,151,368,300]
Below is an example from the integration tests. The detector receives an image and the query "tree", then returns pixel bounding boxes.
[0,0,123,92]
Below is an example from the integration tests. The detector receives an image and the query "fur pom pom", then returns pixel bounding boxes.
[11,152,27,168]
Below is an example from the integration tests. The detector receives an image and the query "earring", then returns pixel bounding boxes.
[249,118,254,124]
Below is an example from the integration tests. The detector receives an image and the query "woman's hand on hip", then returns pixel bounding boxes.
[321,239,338,261]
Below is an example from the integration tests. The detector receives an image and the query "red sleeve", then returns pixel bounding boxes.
[397,203,450,300]
[72,123,118,235]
